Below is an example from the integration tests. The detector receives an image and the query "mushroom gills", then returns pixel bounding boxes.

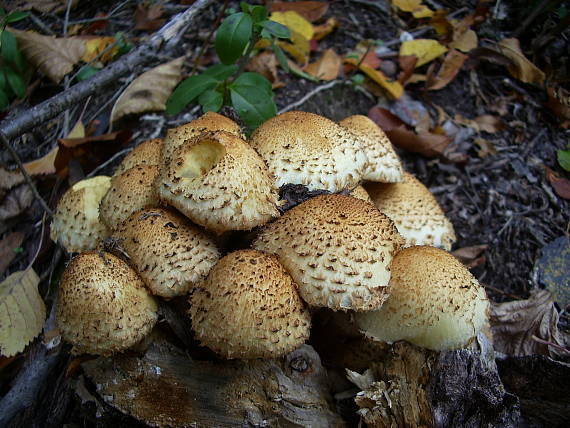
[178,139,226,179]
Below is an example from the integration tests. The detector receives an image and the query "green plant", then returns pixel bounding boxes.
[558,143,570,172]
[166,2,290,131]
[0,8,28,110]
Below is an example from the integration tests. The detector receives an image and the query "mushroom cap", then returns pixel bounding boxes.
[190,249,311,359]
[114,208,220,298]
[348,185,373,203]
[365,172,456,250]
[114,138,163,176]
[99,165,160,230]
[355,246,489,351]
[253,194,404,311]
[339,115,403,183]
[56,251,158,355]
[157,130,280,233]
[249,111,368,192]
[50,176,111,252]
[161,112,243,164]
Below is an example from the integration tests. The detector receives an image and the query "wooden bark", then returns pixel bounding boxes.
[82,341,345,427]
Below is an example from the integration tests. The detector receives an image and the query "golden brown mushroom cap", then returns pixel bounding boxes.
[253,194,404,311]
[56,251,158,355]
[348,185,373,203]
[190,249,311,359]
[114,138,163,176]
[355,246,489,351]
[50,176,111,252]
[249,111,368,192]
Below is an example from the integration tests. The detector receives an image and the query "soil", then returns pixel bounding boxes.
[1,0,569,427]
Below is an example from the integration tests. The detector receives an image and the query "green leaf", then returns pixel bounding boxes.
[5,67,25,98]
[5,11,29,23]
[351,73,365,85]
[76,65,100,81]
[250,6,268,23]
[166,74,218,115]
[229,73,276,130]
[203,63,238,81]
[288,65,319,82]
[115,32,132,56]
[259,20,290,39]
[198,89,223,113]
[0,88,9,110]
[272,43,289,72]
[215,12,253,65]
[1,30,25,72]
[0,68,6,90]
[558,149,570,172]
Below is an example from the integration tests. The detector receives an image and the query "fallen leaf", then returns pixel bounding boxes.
[0,268,46,357]
[23,146,58,176]
[246,52,284,88]
[400,39,447,67]
[11,28,85,83]
[271,1,329,22]
[475,137,497,157]
[135,3,165,31]
[367,106,407,130]
[6,0,77,13]
[0,184,33,221]
[546,86,570,122]
[474,115,505,133]
[82,36,117,63]
[110,57,184,124]
[313,17,338,40]
[490,289,565,357]
[0,168,25,192]
[270,11,314,41]
[0,232,25,276]
[429,10,453,37]
[545,167,570,200]
[449,29,477,52]
[345,58,403,98]
[278,31,311,65]
[392,0,434,18]
[494,38,545,85]
[304,48,340,80]
[452,244,488,269]
[426,49,467,90]
[397,55,418,84]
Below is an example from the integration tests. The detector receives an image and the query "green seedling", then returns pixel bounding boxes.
[0,8,28,110]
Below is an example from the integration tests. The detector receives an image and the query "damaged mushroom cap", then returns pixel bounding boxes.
[365,172,456,250]
[161,111,243,164]
[158,130,280,233]
[339,115,403,183]
[56,251,158,355]
[113,208,220,298]
[99,165,160,230]
[253,194,404,311]
[190,249,311,359]
[114,138,163,176]
[50,176,111,253]
[249,111,368,192]
[355,246,489,351]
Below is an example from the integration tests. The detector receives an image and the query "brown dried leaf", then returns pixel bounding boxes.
[449,29,478,52]
[10,28,85,83]
[490,289,565,357]
[398,55,418,84]
[271,1,329,22]
[474,115,505,133]
[545,167,570,200]
[0,232,24,276]
[0,168,25,192]
[304,48,340,80]
[246,52,284,89]
[426,49,467,90]
[452,244,488,269]
[134,3,165,31]
[475,137,497,157]
[0,184,33,221]
[23,146,58,176]
[313,17,338,40]
[110,57,184,124]
[546,86,570,122]
[494,38,545,85]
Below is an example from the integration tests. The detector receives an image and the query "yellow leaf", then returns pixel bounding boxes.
[0,269,46,357]
[278,31,311,65]
[400,39,447,67]
[68,120,86,139]
[314,17,338,41]
[305,49,341,80]
[392,0,434,18]
[82,37,117,63]
[345,58,403,99]
[450,29,478,52]
[110,57,185,124]
[270,11,314,41]
[10,28,85,83]
[495,38,545,85]
[23,146,59,176]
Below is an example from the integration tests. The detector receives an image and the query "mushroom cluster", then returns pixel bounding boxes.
[51,110,488,359]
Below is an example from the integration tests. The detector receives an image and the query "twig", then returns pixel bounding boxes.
[278,80,345,114]
[86,147,132,177]
[0,132,54,217]
[0,0,215,141]
[531,335,570,356]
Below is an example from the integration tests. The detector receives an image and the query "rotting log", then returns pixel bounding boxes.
[82,341,345,427]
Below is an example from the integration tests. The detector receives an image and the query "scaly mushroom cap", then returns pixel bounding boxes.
[348,185,373,203]
[50,176,111,252]
[355,246,489,351]
[339,115,403,183]
[253,194,404,311]
[99,165,160,230]
[114,138,163,176]
[190,249,311,359]
[249,111,368,192]
[114,208,220,298]
[158,130,280,233]
[56,251,158,355]
[161,112,243,164]
[365,172,456,250]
